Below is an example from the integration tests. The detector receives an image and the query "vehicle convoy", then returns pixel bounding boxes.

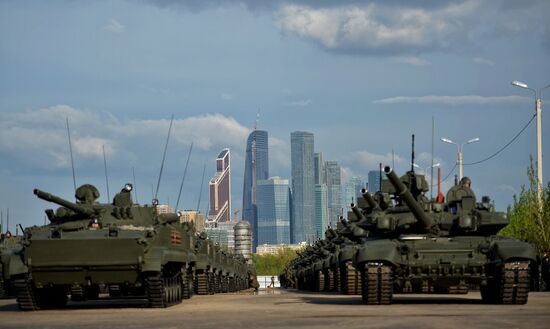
[8,183,254,310]
[351,166,536,305]
[284,166,536,305]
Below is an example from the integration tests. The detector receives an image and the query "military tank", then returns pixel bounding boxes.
[352,166,536,304]
[9,183,198,310]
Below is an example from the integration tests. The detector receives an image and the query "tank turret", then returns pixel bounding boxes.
[383,166,435,232]
[33,189,97,217]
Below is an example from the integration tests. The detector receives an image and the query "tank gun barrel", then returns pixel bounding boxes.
[351,203,365,220]
[361,189,380,210]
[383,167,433,229]
[33,189,95,216]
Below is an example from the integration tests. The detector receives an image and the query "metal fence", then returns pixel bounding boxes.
[257,275,280,288]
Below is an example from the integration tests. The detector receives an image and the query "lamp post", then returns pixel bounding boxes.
[441,137,479,180]
[511,80,550,203]
[412,162,441,177]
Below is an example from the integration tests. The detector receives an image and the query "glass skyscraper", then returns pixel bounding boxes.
[256,177,290,245]
[344,176,365,210]
[241,129,269,250]
[290,131,315,243]
[314,183,328,239]
[325,161,341,228]
[368,170,382,193]
[208,148,231,222]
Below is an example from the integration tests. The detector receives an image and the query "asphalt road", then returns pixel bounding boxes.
[1,290,549,329]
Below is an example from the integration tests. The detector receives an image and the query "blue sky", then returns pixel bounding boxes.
[1,0,549,230]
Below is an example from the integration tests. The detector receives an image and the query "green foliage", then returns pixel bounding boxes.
[500,158,550,254]
[252,247,299,275]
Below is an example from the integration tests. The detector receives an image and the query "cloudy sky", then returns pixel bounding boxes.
[1,0,549,230]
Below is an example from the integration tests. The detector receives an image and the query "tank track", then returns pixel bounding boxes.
[327,269,334,291]
[13,276,38,311]
[0,278,5,299]
[500,261,530,304]
[361,263,392,305]
[194,272,209,295]
[448,281,468,294]
[343,261,361,295]
[146,273,183,308]
[182,272,192,300]
[317,271,325,291]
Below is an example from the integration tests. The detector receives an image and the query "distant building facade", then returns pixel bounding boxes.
[256,177,291,245]
[290,131,315,244]
[368,170,382,193]
[156,204,174,214]
[344,176,364,210]
[242,130,269,251]
[209,148,231,222]
[179,210,205,233]
[325,160,341,227]
[314,184,328,239]
[255,242,307,255]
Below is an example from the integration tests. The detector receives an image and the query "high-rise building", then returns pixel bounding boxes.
[290,131,315,243]
[368,170,382,193]
[325,161,342,227]
[256,177,291,245]
[314,184,328,239]
[314,152,325,184]
[344,176,365,210]
[242,130,269,250]
[209,148,231,222]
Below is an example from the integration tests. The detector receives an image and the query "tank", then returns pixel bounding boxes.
[9,183,198,310]
[351,166,536,304]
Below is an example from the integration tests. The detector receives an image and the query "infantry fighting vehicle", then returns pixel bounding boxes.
[352,166,536,304]
[0,233,21,298]
[8,183,255,310]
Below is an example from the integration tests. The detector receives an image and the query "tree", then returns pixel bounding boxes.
[500,158,550,254]
[252,247,299,275]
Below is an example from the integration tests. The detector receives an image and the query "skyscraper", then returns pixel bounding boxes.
[344,176,364,210]
[242,130,269,250]
[368,170,382,193]
[208,148,231,222]
[314,183,328,239]
[325,161,342,227]
[256,177,290,245]
[290,131,315,243]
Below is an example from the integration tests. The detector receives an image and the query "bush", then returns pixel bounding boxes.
[252,247,299,275]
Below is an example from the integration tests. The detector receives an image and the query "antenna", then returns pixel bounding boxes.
[379,163,382,193]
[103,144,111,203]
[132,167,139,204]
[411,134,415,173]
[155,114,174,201]
[196,163,206,212]
[175,142,194,212]
[431,116,435,200]
[392,148,395,169]
[66,117,77,196]
[6,208,9,234]
[1,209,3,234]
[254,110,260,130]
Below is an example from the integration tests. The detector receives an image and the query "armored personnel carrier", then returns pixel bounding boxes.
[9,183,197,310]
[352,166,536,304]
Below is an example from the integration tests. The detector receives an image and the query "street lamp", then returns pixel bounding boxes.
[511,80,550,202]
[441,137,480,180]
[411,162,441,177]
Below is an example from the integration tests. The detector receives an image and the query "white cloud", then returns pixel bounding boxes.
[472,57,495,66]
[0,106,249,170]
[394,56,431,66]
[282,99,312,107]
[275,2,479,54]
[274,1,550,55]
[373,95,530,105]
[104,19,126,34]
